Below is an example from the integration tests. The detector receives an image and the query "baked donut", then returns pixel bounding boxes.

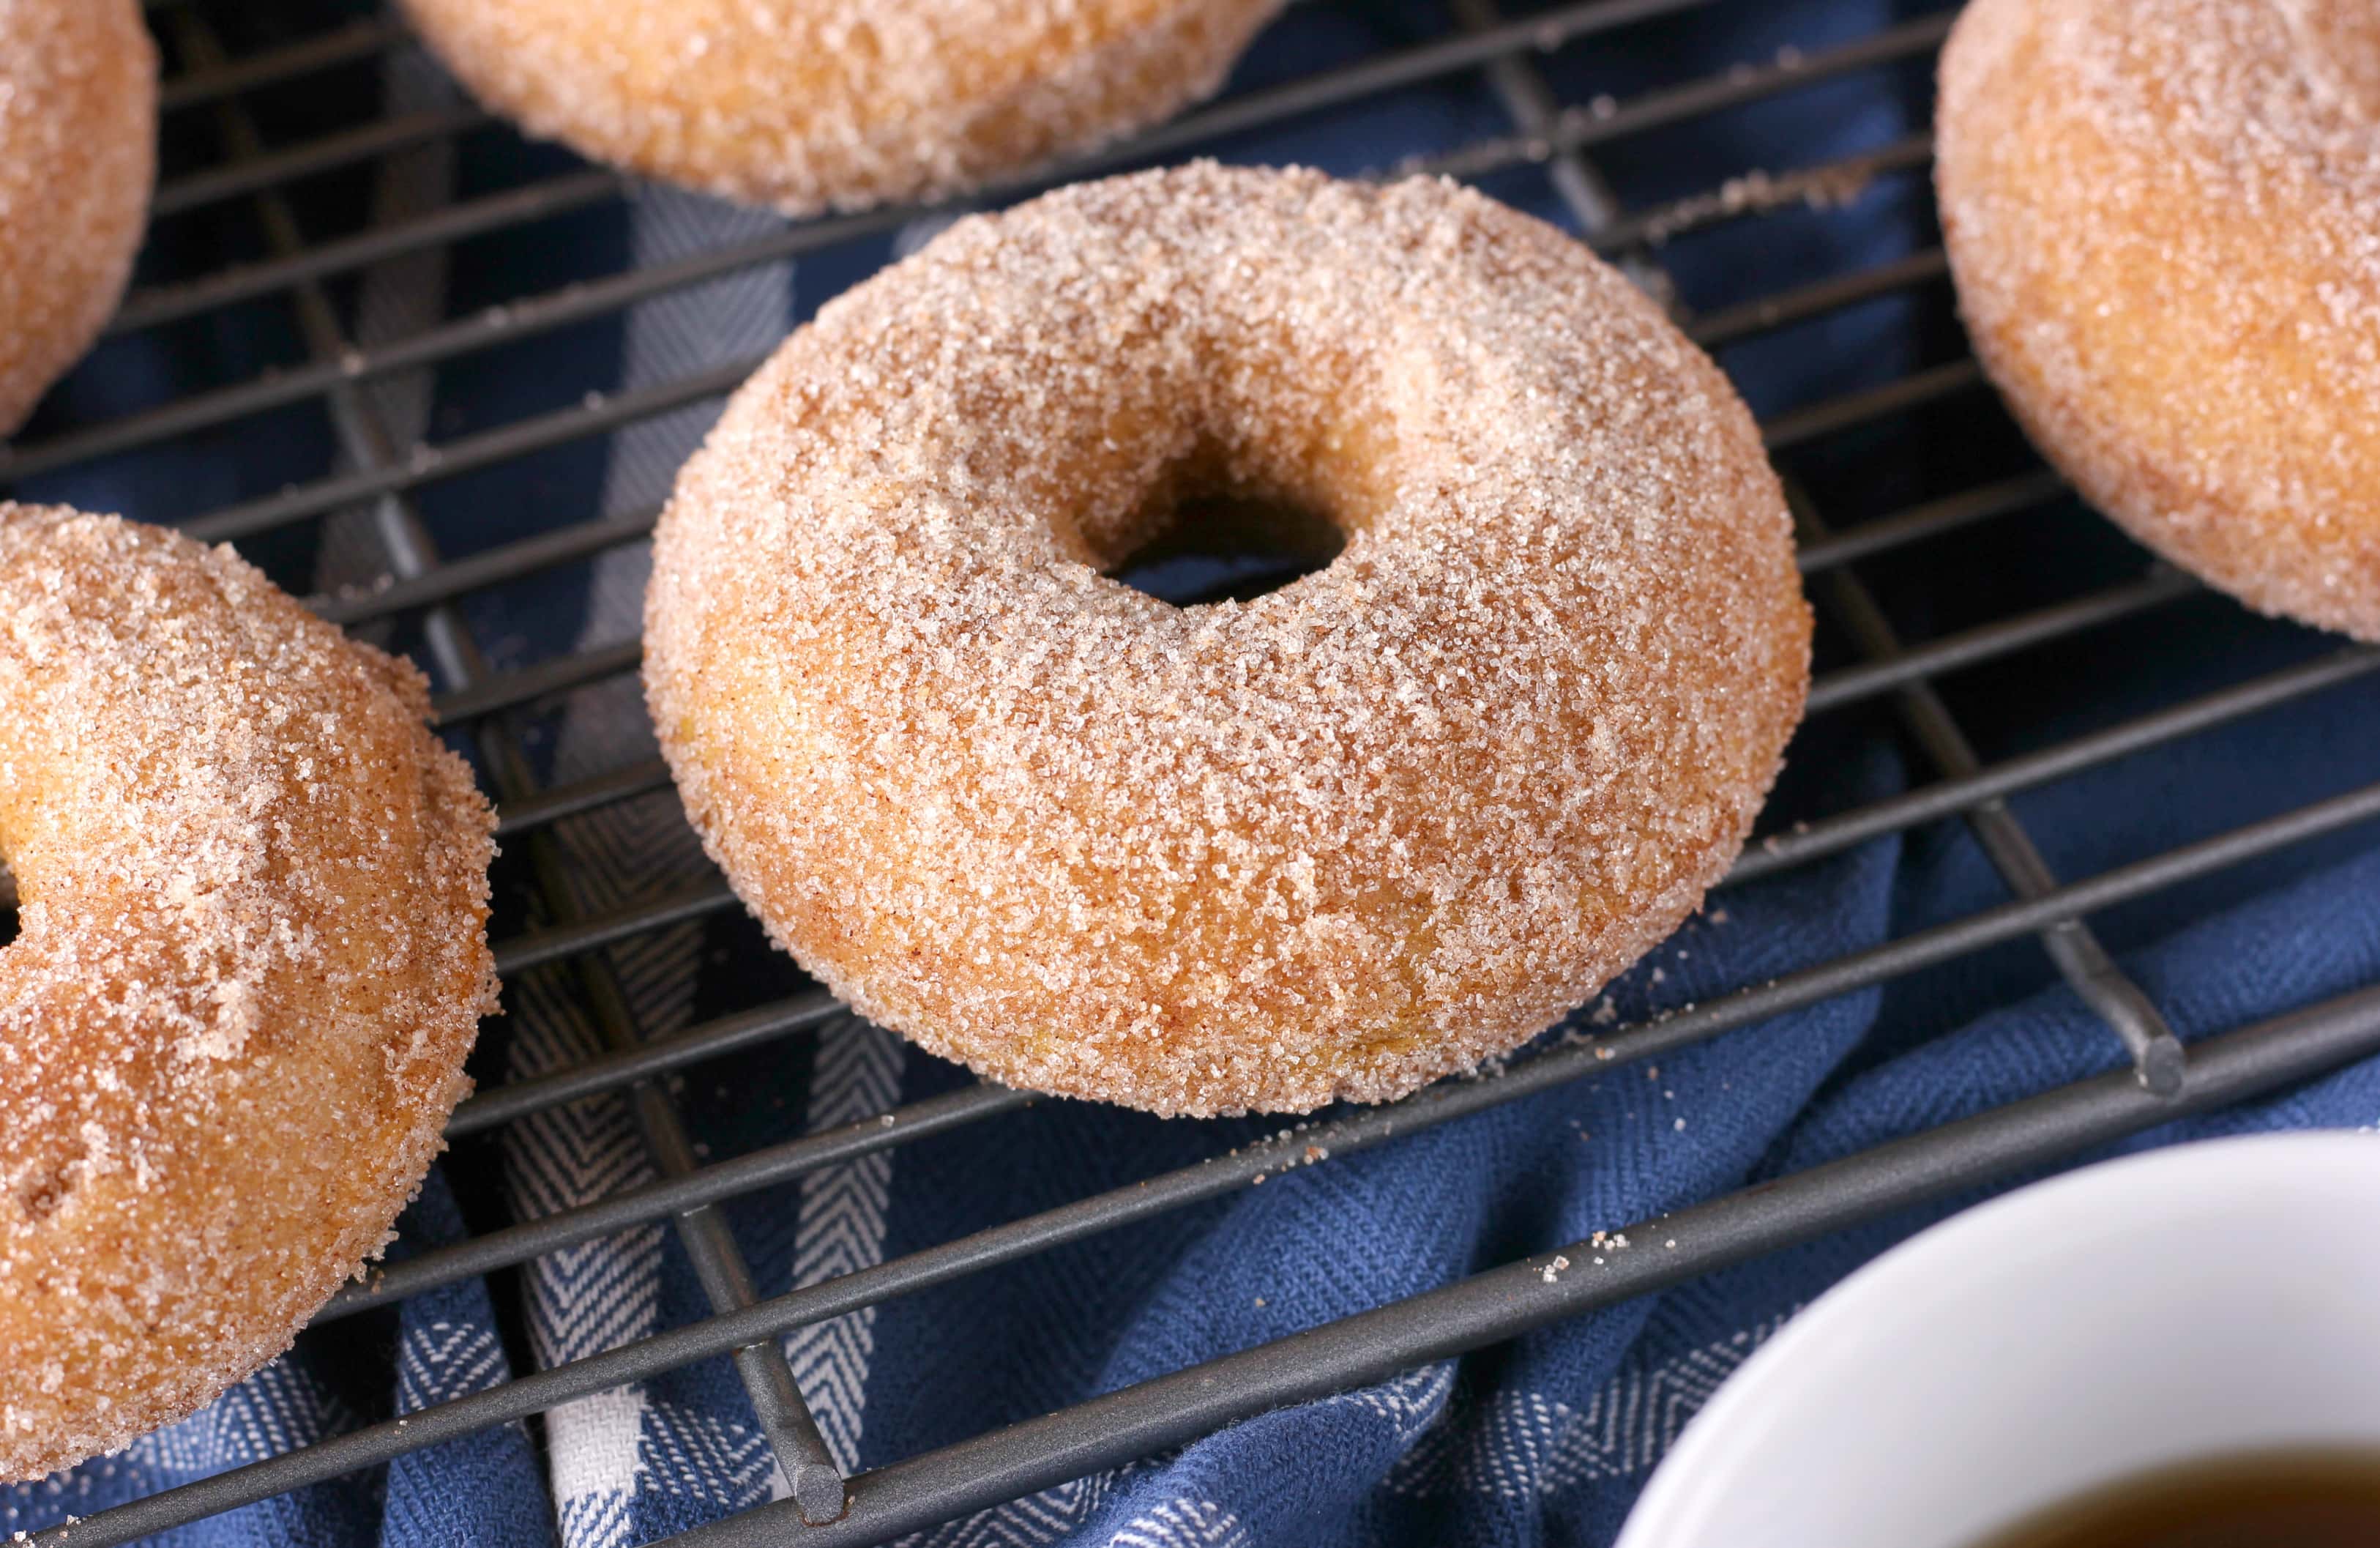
[0,0,155,435]
[1937,0,2380,639]
[398,0,1286,215]
[645,163,1810,1117]
[0,507,497,1478]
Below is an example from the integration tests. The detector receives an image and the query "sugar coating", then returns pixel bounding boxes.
[645,164,1810,1117]
[0,507,498,1479]
[398,0,1284,216]
[1938,0,2380,639]
[0,0,154,436]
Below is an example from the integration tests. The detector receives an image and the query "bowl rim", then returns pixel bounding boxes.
[1614,1128,2380,1548]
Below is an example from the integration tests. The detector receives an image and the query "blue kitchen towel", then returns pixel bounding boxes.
[7,1,2380,1545]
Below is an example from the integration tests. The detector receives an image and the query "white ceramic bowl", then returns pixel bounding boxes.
[1616,1131,2380,1548]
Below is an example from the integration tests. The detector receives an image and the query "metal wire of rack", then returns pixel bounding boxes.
[12,0,2380,1543]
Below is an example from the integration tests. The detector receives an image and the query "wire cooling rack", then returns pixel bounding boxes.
[13,0,2380,1542]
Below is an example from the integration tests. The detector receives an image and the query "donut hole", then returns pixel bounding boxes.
[1110,489,1346,606]
[1096,423,1379,607]
[0,857,16,948]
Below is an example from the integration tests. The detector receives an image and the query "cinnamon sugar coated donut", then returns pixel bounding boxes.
[0,507,498,1478]
[0,0,154,434]
[645,164,1810,1117]
[1938,0,2380,639]
[398,0,1285,215]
